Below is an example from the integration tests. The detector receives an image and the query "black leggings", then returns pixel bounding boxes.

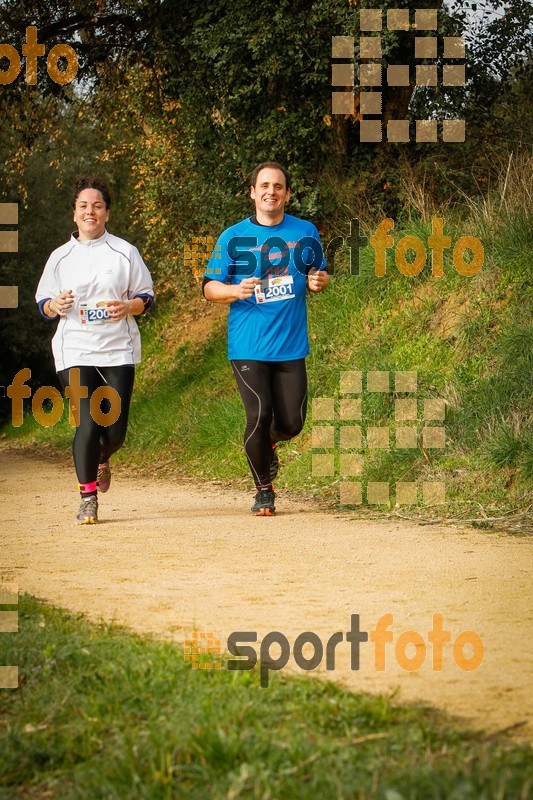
[231,358,307,487]
[58,365,135,486]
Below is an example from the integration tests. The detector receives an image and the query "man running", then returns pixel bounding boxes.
[203,161,329,515]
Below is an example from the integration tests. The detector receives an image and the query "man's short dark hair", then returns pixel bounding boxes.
[72,175,112,209]
[250,162,291,191]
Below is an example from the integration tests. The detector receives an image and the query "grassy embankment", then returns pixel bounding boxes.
[0,595,531,799]
[6,168,532,522]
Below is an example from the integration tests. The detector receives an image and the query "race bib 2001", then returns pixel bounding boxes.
[79,301,111,325]
[254,275,295,304]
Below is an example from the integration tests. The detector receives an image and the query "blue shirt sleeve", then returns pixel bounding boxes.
[205,224,260,281]
[205,231,230,282]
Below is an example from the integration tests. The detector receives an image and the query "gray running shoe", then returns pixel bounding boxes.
[97,460,111,493]
[251,487,276,516]
[76,495,98,525]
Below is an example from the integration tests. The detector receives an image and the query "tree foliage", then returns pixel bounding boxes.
[0,0,531,402]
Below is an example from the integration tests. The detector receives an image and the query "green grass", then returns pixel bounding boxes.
[4,208,532,520]
[0,596,531,799]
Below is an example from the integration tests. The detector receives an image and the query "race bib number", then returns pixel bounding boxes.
[79,301,111,325]
[254,275,295,304]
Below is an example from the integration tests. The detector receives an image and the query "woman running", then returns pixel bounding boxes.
[35,176,154,524]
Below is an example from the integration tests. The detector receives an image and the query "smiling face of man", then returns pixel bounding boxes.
[73,188,110,241]
[250,167,290,225]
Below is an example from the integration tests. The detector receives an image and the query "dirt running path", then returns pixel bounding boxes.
[1,447,532,739]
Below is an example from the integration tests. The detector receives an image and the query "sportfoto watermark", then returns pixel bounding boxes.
[312,370,447,507]
[184,613,484,687]
[0,202,18,309]
[186,218,484,279]
[331,8,466,142]
[0,582,19,690]
[0,26,78,86]
[328,218,484,277]
[4,368,121,428]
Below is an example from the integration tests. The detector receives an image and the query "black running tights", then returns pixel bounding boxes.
[231,358,307,487]
[57,365,135,485]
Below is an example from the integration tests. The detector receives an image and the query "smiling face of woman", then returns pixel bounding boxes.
[73,188,110,241]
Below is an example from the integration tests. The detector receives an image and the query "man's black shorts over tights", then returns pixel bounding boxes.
[58,365,135,485]
[231,358,307,488]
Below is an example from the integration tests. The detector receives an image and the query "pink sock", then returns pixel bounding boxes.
[78,481,97,496]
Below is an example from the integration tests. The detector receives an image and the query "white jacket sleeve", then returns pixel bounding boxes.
[127,246,154,300]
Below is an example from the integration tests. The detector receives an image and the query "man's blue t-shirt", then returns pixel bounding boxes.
[204,214,326,361]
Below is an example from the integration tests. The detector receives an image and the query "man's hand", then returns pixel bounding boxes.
[307,269,329,293]
[234,277,261,300]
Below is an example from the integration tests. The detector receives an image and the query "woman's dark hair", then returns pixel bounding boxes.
[250,161,291,191]
[72,176,112,209]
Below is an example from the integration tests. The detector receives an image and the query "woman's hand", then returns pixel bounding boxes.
[48,289,74,316]
[106,298,144,321]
